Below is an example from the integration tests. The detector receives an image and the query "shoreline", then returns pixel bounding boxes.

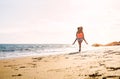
[0,45,118,60]
[0,46,120,79]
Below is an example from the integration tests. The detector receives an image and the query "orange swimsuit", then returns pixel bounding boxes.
[77,33,83,38]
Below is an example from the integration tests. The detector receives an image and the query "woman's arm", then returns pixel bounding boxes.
[72,38,77,45]
[83,37,88,44]
[83,33,88,44]
[72,32,78,45]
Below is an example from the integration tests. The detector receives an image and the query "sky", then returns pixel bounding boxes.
[0,0,120,44]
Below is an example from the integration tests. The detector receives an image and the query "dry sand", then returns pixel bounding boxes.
[0,46,120,79]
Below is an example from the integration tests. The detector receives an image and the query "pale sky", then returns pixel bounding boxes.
[0,0,120,44]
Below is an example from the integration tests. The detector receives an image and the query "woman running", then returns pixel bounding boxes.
[73,26,88,52]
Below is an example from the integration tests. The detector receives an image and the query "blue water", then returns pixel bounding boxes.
[0,44,77,59]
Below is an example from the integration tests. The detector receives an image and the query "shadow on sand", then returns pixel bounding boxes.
[68,52,79,55]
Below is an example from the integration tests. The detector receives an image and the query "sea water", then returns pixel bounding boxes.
[0,44,81,59]
[0,44,97,59]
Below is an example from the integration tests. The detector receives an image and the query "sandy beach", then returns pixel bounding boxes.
[0,46,120,79]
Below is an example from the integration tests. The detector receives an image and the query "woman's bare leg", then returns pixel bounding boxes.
[78,41,82,52]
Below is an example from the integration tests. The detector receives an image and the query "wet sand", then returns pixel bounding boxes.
[0,46,120,79]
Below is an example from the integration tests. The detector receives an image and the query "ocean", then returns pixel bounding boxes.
[0,44,79,59]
